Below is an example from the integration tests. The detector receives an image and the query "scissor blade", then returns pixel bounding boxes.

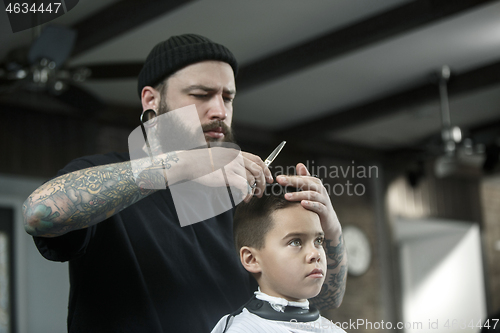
[264,141,286,167]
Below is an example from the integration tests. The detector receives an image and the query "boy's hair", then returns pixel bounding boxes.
[233,184,300,251]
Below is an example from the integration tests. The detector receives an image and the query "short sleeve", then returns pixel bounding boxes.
[33,226,94,262]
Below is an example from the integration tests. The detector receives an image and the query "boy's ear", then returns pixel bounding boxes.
[240,246,261,274]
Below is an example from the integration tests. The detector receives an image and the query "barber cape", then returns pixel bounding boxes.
[210,290,346,333]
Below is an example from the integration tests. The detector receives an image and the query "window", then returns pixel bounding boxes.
[0,207,14,333]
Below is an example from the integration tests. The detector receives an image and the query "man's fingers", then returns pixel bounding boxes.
[300,199,327,216]
[245,166,265,198]
[242,153,271,198]
[241,152,273,183]
[225,170,253,203]
[276,174,322,192]
[284,189,326,205]
[211,150,272,200]
[296,163,311,177]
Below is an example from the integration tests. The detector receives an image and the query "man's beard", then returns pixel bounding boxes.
[158,99,236,144]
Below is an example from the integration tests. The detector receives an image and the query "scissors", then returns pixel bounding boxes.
[251,141,286,189]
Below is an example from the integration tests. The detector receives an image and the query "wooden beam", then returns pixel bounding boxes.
[237,0,495,91]
[279,59,500,139]
[71,0,194,57]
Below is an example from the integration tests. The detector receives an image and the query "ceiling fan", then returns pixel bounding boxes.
[433,65,486,178]
[0,25,143,114]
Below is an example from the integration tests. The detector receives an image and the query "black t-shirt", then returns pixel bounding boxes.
[34,152,257,333]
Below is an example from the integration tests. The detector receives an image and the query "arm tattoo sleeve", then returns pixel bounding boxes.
[325,235,345,270]
[310,234,347,310]
[23,156,174,237]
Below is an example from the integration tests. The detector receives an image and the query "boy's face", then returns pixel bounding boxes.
[250,204,327,302]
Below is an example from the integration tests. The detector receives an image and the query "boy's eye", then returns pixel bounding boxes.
[315,237,324,246]
[191,94,208,98]
[289,239,301,247]
[223,97,233,103]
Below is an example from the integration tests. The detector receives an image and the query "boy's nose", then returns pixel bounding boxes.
[307,248,321,263]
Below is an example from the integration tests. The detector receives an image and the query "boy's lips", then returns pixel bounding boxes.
[307,268,324,278]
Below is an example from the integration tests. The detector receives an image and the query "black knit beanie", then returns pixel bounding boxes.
[137,34,238,97]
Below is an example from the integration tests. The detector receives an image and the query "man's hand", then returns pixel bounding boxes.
[173,148,273,203]
[241,151,274,201]
[275,163,340,234]
[276,163,347,310]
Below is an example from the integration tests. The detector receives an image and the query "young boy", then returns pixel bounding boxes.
[210,185,346,333]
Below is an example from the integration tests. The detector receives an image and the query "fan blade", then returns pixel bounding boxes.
[28,25,77,68]
[52,83,104,113]
[70,62,144,79]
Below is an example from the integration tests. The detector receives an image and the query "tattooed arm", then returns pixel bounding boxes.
[310,233,347,310]
[23,145,272,238]
[23,152,180,238]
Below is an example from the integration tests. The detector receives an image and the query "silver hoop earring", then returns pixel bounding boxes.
[140,109,157,125]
